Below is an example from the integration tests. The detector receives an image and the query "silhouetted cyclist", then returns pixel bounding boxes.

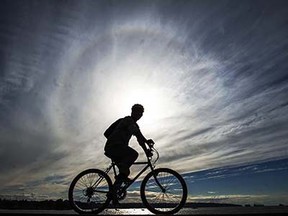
[104,104,154,204]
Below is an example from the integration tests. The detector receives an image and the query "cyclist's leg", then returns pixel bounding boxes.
[107,146,138,180]
[115,147,138,183]
[126,146,138,167]
[112,147,138,206]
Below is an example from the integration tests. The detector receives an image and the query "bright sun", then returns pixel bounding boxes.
[94,54,182,130]
[118,87,170,125]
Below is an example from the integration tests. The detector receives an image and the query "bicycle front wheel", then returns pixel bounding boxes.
[68,169,112,214]
[140,168,187,214]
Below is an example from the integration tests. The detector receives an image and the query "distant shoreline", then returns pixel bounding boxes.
[0,199,245,210]
[1,198,286,211]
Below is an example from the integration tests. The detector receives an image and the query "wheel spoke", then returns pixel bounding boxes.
[141,168,187,214]
[69,169,112,214]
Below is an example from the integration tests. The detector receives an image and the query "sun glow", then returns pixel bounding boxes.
[97,55,182,129]
[117,86,175,126]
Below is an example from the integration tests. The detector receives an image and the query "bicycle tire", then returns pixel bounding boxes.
[68,169,112,214]
[140,168,187,214]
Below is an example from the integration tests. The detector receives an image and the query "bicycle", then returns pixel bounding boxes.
[68,143,187,214]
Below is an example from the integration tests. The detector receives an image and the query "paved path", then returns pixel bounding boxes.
[1,207,288,215]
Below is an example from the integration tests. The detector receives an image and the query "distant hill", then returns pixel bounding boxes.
[0,199,241,210]
[0,199,71,210]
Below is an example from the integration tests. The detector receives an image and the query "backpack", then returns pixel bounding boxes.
[104,118,123,138]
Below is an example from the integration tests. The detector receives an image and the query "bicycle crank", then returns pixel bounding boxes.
[117,188,127,200]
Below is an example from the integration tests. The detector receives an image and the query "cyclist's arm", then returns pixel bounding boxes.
[135,130,147,144]
[127,119,153,154]
[127,120,148,145]
[134,130,154,157]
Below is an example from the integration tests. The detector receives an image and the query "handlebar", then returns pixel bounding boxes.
[146,142,159,166]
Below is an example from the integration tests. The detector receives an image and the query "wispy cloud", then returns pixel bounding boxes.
[187,194,271,205]
[182,158,288,205]
[0,0,288,200]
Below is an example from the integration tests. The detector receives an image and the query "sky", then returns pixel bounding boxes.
[0,0,288,206]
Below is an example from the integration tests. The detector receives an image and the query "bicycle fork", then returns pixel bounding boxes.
[152,171,166,193]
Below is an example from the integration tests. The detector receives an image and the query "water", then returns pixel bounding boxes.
[2,206,288,215]
[100,206,288,215]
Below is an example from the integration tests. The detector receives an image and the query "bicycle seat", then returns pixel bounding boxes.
[105,152,122,165]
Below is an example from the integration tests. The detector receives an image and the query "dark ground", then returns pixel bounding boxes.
[1,206,288,215]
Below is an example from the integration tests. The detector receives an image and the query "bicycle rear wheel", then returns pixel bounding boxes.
[68,169,112,214]
[140,168,187,214]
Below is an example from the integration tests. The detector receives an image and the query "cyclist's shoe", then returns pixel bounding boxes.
[112,197,120,207]
[106,191,114,200]
[108,189,121,207]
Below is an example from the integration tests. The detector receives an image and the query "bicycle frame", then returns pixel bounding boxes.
[69,144,187,215]
[103,146,165,192]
